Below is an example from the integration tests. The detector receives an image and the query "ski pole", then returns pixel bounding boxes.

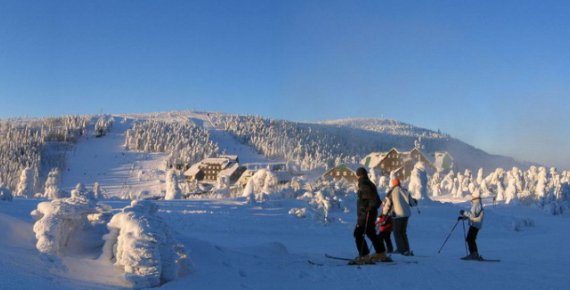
[437,219,460,254]
[462,219,469,256]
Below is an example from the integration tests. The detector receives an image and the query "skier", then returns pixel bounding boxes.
[458,191,484,260]
[352,167,392,264]
[376,214,394,253]
[382,178,417,256]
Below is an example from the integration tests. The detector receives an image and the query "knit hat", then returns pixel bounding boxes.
[356,167,368,178]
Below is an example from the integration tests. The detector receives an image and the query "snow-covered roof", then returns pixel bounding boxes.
[361,152,388,168]
[324,163,361,176]
[219,162,241,177]
[219,155,239,162]
[183,163,202,177]
[201,157,231,166]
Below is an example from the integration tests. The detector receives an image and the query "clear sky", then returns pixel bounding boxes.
[1,0,569,169]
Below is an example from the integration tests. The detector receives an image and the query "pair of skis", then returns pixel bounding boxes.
[310,254,500,266]
[308,254,419,266]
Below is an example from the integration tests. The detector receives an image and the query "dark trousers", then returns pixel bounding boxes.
[379,231,393,253]
[393,217,410,254]
[354,215,385,257]
[466,226,479,254]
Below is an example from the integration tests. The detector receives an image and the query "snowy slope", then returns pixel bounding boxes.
[1,197,568,289]
[60,117,168,198]
[317,117,528,171]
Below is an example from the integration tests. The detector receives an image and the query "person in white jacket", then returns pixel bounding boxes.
[459,190,484,260]
[382,178,417,256]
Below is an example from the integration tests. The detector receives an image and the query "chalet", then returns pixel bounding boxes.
[322,163,360,183]
[183,155,244,184]
[361,148,436,180]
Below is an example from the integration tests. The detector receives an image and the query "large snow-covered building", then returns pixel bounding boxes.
[361,148,436,181]
[183,155,245,184]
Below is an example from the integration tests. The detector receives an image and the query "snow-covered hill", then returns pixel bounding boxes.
[1,111,530,199]
[317,117,529,171]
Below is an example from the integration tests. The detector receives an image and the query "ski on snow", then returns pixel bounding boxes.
[460,257,501,262]
[323,254,418,265]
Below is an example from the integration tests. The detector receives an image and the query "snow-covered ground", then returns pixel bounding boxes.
[1,196,568,290]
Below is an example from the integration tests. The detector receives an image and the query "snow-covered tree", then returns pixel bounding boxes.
[409,162,429,200]
[15,167,34,198]
[93,182,104,199]
[101,200,186,288]
[429,171,441,197]
[504,172,518,204]
[44,168,63,199]
[164,170,182,200]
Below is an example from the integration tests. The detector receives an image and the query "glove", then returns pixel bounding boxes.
[459,210,465,216]
[457,216,464,221]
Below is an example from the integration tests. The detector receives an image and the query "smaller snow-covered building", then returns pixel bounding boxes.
[322,163,360,183]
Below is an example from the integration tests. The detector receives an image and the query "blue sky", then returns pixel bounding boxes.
[1,0,569,169]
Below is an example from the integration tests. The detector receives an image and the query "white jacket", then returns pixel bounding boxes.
[382,186,416,219]
[463,198,484,229]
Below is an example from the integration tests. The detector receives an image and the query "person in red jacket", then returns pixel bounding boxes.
[376,214,394,253]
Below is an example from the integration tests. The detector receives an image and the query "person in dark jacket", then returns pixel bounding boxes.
[353,167,391,263]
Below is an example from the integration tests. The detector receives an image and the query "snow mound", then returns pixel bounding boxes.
[31,183,106,255]
[101,200,187,288]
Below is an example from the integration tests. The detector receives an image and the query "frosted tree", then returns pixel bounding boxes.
[44,168,63,199]
[243,178,256,203]
[476,168,484,185]
[503,172,518,204]
[535,167,548,202]
[479,178,492,197]
[440,170,455,195]
[454,173,467,198]
[15,167,34,198]
[164,170,182,200]
[71,183,96,200]
[409,162,428,200]
[429,171,441,197]
[93,182,104,199]
[101,200,186,288]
